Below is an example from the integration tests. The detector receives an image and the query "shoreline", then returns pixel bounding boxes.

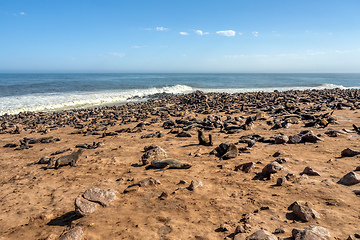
[1,88,360,239]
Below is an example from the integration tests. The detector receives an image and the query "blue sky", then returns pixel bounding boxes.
[1,0,360,73]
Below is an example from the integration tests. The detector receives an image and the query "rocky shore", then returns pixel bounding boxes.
[1,88,360,239]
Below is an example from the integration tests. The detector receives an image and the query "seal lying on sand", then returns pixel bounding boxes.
[147,159,192,169]
[47,149,85,169]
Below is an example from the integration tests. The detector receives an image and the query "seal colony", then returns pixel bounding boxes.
[1,88,360,239]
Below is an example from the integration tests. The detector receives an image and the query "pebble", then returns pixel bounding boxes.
[59,226,83,240]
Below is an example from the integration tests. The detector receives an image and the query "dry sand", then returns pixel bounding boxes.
[0,90,360,239]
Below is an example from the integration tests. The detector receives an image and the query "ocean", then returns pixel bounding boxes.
[0,73,359,116]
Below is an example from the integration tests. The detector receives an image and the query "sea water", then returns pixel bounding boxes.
[0,73,359,115]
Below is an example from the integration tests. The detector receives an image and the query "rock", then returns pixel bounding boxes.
[292,226,330,240]
[262,161,283,178]
[158,191,168,200]
[290,201,320,222]
[274,135,289,144]
[341,148,360,157]
[234,225,246,234]
[59,226,83,240]
[274,227,285,234]
[82,188,117,207]
[188,180,203,191]
[288,134,302,144]
[275,157,288,164]
[74,195,98,216]
[123,185,139,193]
[355,166,360,171]
[218,223,230,232]
[339,171,360,186]
[276,177,287,186]
[141,145,167,165]
[246,229,277,240]
[353,190,360,196]
[302,167,320,176]
[234,162,256,173]
[301,133,323,143]
[273,150,285,157]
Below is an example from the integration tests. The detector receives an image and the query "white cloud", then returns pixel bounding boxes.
[156,27,169,31]
[179,32,189,35]
[195,30,209,36]
[216,30,236,37]
[335,50,351,54]
[238,32,243,35]
[132,46,143,49]
[306,50,325,56]
[109,53,125,57]
[19,12,26,15]
[252,31,259,37]
[196,30,203,35]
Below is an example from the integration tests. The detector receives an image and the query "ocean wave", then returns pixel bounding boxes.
[0,83,358,116]
[0,85,193,116]
[196,83,353,94]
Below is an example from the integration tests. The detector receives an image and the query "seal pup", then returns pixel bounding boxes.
[53,149,85,169]
[198,129,213,146]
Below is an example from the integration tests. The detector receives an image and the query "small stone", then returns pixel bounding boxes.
[82,188,117,207]
[74,195,98,216]
[273,150,285,157]
[288,134,302,144]
[188,180,203,191]
[302,167,320,176]
[158,191,168,200]
[234,225,246,234]
[59,226,83,240]
[234,162,256,173]
[262,161,283,178]
[275,157,288,164]
[218,223,230,232]
[274,227,285,234]
[123,185,139,193]
[354,190,360,196]
[246,229,277,240]
[276,177,287,186]
[275,135,289,144]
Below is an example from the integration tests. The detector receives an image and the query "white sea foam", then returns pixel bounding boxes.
[197,83,350,94]
[0,83,357,116]
[0,85,193,116]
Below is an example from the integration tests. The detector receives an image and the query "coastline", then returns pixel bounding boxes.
[1,88,360,239]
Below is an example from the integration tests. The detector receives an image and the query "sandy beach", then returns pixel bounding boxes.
[1,89,360,240]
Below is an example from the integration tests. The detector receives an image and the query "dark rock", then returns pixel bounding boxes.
[301,167,320,176]
[341,148,360,157]
[235,162,256,173]
[262,161,283,178]
[288,134,302,144]
[274,135,289,144]
[339,171,360,186]
[276,177,287,186]
[290,201,320,222]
